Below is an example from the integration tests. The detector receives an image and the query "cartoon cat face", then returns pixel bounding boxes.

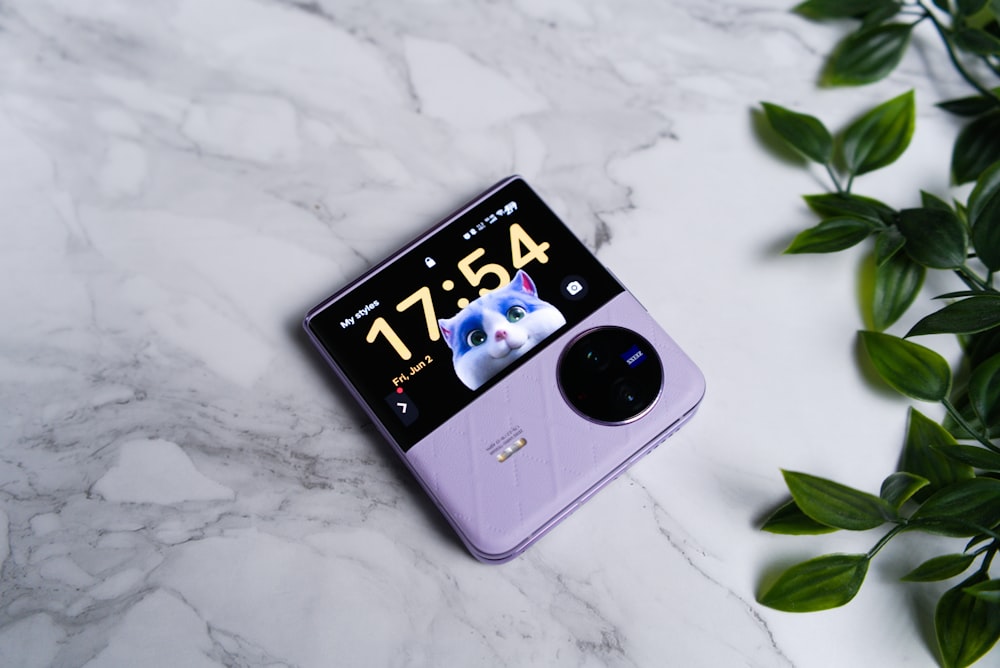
[438,270,566,390]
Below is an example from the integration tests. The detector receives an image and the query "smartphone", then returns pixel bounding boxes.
[303,176,705,563]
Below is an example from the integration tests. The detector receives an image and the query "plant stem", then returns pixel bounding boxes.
[941,397,1000,453]
[957,265,992,292]
[979,541,998,576]
[918,1,1000,106]
[825,164,844,194]
[868,524,906,559]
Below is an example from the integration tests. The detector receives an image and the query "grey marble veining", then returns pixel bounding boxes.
[1,0,968,666]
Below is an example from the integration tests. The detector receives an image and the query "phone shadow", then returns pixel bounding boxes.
[284,305,469,560]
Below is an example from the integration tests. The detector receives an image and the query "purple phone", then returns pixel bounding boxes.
[304,176,705,563]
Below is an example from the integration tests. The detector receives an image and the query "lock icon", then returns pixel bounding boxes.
[424,257,436,268]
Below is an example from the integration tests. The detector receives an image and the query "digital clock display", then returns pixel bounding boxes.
[306,178,624,451]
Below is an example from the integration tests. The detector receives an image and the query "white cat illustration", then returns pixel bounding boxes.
[438,270,566,390]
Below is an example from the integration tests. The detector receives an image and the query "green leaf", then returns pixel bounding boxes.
[803,192,895,224]
[943,392,1000,441]
[922,190,955,212]
[957,0,989,14]
[937,92,1000,117]
[900,408,975,500]
[762,103,834,164]
[896,207,969,269]
[953,111,1000,184]
[761,499,840,535]
[969,352,1000,429]
[860,331,952,401]
[824,25,914,86]
[782,470,896,530]
[969,160,1000,271]
[936,573,1000,668]
[785,217,875,253]
[953,27,1000,55]
[909,410,979,467]
[794,0,900,19]
[911,477,1000,535]
[907,296,1000,337]
[880,471,930,508]
[840,90,916,176]
[758,554,869,612]
[965,580,1000,604]
[935,443,1000,471]
[901,553,977,582]
[874,224,906,265]
[872,250,925,330]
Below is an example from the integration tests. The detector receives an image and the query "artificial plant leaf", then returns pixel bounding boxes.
[900,408,975,498]
[896,207,969,269]
[758,554,869,612]
[921,190,954,211]
[803,192,895,224]
[879,471,930,508]
[782,470,896,530]
[824,25,914,87]
[965,580,1000,604]
[761,498,840,534]
[957,0,989,14]
[953,110,1000,184]
[968,351,1000,428]
[936,573,1000,668]
[968,327,1000,369]
[762,103,834,164]
[907,296,1000,337]
[861,1,902,26]
[935,443,1000,471]
[937,92,1000,117]
[969,160,1000,271]
[953,27,1000,55]
[794,0,900,19]
[859,331,952,401]
[901,553,976,582]
[910,477,1000,536]
[874,224,906,266]
[872,250,924,330]
[840,90,916,175]
[785,217,875,253]
[942,393,1000,441]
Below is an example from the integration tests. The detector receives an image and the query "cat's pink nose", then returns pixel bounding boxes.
[495,330,507,341]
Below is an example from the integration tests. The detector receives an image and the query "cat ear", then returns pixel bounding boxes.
[512,269,537,296]
[438,318,454,348]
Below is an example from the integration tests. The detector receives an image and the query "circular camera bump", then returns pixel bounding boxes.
[557,327,663,424]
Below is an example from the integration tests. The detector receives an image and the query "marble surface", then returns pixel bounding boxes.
[0,0,979,666]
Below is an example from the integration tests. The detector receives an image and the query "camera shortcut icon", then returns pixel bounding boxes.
[560,276,588,301]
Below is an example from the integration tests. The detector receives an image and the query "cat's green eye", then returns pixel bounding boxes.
[467,329,488,347]
[506,306,526,323]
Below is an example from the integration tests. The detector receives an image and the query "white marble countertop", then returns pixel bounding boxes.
[0,1,979,666]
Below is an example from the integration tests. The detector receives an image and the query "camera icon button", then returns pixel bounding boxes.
[560,275,589,301]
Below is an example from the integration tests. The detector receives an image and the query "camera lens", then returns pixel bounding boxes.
[583,346,608,370]
[614,380,640,408]
[557,327,663,424]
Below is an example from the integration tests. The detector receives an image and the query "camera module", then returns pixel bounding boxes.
[557,327,663,424]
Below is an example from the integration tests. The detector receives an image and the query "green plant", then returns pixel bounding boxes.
[755,2,1000,667]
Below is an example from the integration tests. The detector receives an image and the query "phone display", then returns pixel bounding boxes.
[304,176,705,563]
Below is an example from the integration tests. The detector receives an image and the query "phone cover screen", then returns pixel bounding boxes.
[306,178,624,450]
